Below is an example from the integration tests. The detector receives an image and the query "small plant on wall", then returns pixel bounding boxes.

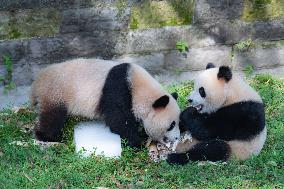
[0,55,16,93]
[234,38,253,52]
[243,64,254,77]
[176,41,189,58]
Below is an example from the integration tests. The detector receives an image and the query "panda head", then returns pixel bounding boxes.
[188,63,232,114]
[143,93,181,143]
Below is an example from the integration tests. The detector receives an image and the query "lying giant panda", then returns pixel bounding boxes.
[167,63,266,165]
[31,58,181,148]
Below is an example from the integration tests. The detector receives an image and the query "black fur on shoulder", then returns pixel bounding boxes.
[152,95,169,108]
[98,63,144,148]
[206,63,215,69]
[180,101,265,141]
[35,103,67,142]
[171,92,178,100]
[167,139,230,164]
[217,66,232,82]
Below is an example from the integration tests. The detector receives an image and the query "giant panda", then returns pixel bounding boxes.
[167,63,266,165]
[30,58,181,148]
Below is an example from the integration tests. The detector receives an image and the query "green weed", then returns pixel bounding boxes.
[234,38,253,52]
[176,41,189,53]
[243,64,254,77]
[1,55,16,93]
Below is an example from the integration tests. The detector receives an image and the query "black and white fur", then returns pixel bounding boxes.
[31,58,181,148]
[167,63,266,165]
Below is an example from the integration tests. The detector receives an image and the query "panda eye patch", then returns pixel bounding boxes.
[199,87,206,98]
[167,121,176,131]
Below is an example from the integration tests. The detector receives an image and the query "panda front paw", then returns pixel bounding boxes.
[179,107,201,129]
[183,106,199,115]
[167,153,189,165]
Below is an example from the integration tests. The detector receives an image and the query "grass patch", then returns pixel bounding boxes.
[0,8,59,40]
[130,0,194,29]
[242,0,284,21]
[233,38,254,52]
[0,75,283,188]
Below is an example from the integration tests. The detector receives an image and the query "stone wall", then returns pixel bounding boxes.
[0,0,284,86]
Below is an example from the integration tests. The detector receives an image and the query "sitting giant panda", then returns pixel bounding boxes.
[31,58,181,148]
[167,63,266,165]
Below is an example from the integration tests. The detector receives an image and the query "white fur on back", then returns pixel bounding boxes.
[66,59,117,118]
[74,121,122,158]
[32,58,118,118]
[225,74,262,106]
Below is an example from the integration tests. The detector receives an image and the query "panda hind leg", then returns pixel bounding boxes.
[167,140,230,165]
[35,102,67,142]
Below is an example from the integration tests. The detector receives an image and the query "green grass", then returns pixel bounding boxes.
[0,74,283,188]
[242,0,284,21]
[0,8,59,40]
[130,0,194,29]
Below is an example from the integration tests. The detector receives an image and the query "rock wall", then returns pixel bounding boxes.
[0,0,284,86]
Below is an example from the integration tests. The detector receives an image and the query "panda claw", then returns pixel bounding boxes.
[159,149,171,160]
[181,132,193,143]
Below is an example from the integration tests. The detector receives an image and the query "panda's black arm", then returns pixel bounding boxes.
[98,63,145,148]
[104,110,144,148]
[207,101,266,140]
[180,107,214,140]
[186,120,214,140]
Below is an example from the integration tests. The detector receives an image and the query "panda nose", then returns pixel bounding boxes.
[188,98,193,103]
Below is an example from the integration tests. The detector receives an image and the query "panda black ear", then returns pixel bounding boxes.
[217,66,232,82]
[153,95,169,109]
[206,63,215,69]
[171,92,178,100]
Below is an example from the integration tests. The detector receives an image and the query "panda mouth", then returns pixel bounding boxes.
[193,104,203,111]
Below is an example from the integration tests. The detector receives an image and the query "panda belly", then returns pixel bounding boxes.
[228,127,267,160]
